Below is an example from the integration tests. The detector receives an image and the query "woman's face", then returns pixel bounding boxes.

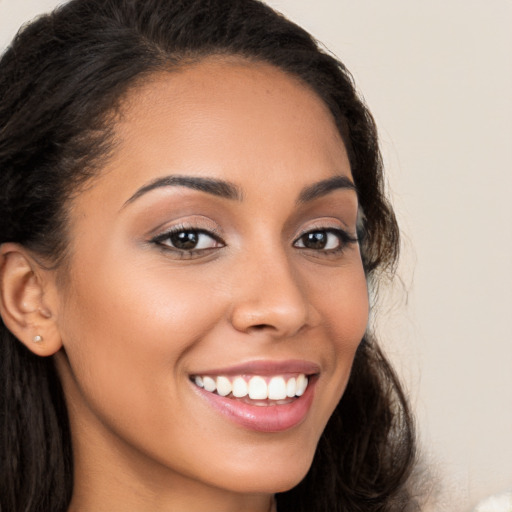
[52,58,369,507]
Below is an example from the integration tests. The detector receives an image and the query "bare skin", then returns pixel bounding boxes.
[2,58,368,511]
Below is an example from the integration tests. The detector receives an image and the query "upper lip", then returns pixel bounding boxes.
[190,359,320,376]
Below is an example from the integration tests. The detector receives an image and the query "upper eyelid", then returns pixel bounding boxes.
[295,214,355,230]
[293,223,357,240]
[148,218,224,240]
[150,226,225,246]
[294,227,358,243]
[152,227,220,239]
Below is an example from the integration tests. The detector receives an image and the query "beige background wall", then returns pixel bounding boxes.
[1,1,511,510]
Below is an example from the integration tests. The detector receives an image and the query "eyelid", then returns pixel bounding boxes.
[292,225,359,256]
[151,226,224,246]
[147,217,226,258]
[293,227,357,245]
[294,219,358,241]
[147,216,224,240]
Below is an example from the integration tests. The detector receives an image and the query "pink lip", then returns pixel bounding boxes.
[190,360,319,433]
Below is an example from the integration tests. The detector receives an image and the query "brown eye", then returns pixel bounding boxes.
[295,230,342,251]
[169,231,200,250]
[300,232,330,250]
[294,228,359,254]
[152,229,223,251]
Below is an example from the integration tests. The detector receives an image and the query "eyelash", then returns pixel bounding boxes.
[150,224,225,258]
[294,228,358,255]
[150,225,358,259]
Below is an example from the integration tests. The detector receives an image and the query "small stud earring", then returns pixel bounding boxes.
[32,335,43,343]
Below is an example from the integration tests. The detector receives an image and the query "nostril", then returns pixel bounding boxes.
[252,324,271,331]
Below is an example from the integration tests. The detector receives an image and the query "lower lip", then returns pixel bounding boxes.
[193,378,316,432]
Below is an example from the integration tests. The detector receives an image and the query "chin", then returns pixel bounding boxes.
[213,447,315,495]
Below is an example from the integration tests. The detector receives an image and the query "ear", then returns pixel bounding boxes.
[0,243,62,356]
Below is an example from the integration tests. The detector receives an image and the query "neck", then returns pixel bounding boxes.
[69,465,276,512]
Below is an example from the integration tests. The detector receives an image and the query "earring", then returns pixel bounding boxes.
[32,335,43,343]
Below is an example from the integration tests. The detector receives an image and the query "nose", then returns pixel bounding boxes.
[228,249,313,338]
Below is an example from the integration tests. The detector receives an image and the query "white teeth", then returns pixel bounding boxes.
[232,377,248,398]
[193,373,310,400]
[268,376,287,400]
[296,374,308,397]
[286,377,297,398]
[216,376,232,397]
[248,376,268,399]
[202,376,216,393]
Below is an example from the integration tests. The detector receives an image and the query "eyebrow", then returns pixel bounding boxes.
[297,175,357,203]
[122,173,356,208]
[123,175,243,207]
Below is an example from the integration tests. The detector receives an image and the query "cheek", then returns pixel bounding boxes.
[309,262,369,412]
[312,262,369,353]
[55,254,226,417]
[54,259,236,476]
[333,275,368,357]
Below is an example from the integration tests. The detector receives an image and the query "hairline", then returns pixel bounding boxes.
[52,52,355,282]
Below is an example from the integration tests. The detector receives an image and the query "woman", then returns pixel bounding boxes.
[0,0,418,511]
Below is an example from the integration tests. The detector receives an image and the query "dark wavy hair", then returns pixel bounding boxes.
[0,1,417,511]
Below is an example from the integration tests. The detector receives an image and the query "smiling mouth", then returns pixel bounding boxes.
[191,374,310,405]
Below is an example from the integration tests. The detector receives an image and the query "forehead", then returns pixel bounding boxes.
[80,57,352,210]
